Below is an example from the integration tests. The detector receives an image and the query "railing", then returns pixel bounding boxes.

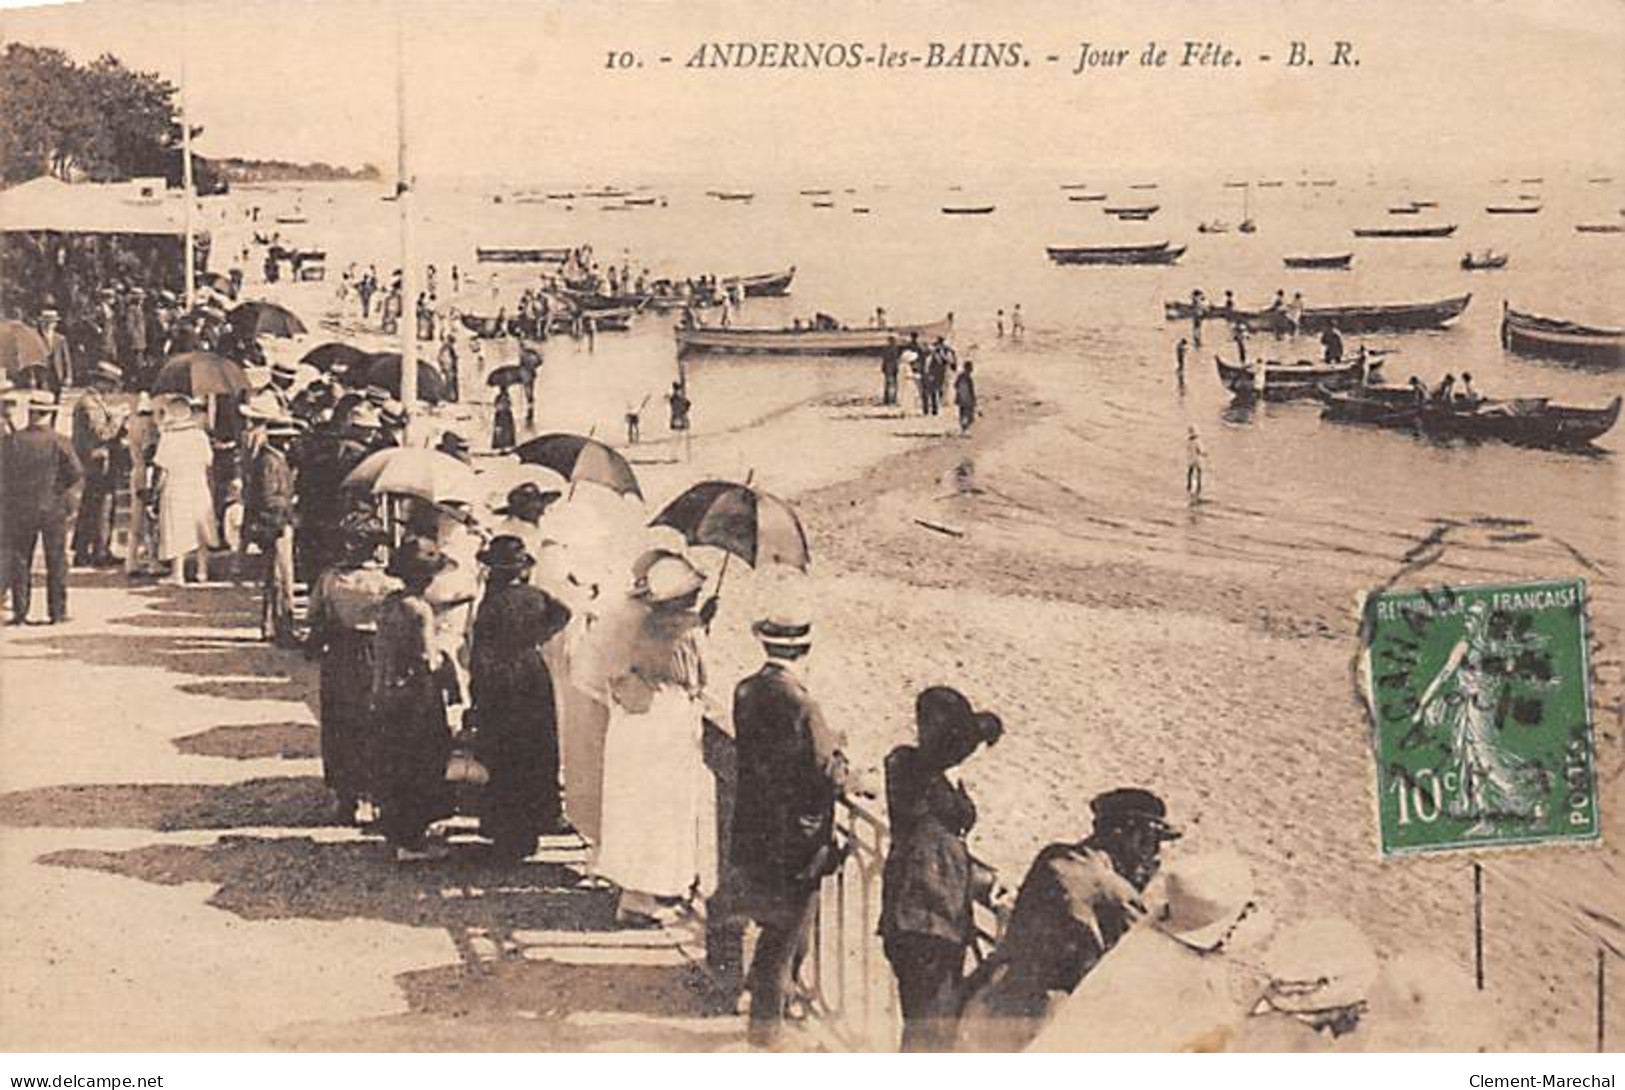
[701,717,1001,1051]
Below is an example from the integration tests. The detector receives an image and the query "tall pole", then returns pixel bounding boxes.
[395,8,419,420]
[180,32,196,309]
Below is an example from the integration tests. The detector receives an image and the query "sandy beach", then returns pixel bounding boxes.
[3,315,1620,1049]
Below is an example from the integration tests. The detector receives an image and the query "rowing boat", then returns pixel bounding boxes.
[722,267,795,297]
[942,205,996,215]
[1323,390,1621,448]
[1215,354,1379,401]
[476,246,572,264]
[1501,304,1625,365]
[1282,252,1354,269]
[675,315,953,356]
[1575,223,1625,234]
[1067,192,1108,202]
[1486,204,1540,214]
[1166,293,1471,333]
[1352,223,1458,238]
[1047,242,1186,266]
[1104,203,1159,216]
[1461,250,1509,270]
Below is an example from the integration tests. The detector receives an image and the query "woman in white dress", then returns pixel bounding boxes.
[152,398,219,585]
[595,549,713,926]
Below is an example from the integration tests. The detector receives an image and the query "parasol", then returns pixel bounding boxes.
[649,479,810,571]
[0,320,48,378]
[362,352,447,402]
[229,300,307,339]
[300,341,373,376]
[485,363,528,388]
[513,433,643,500]
[341,446,480,504]
[152,352,251,397]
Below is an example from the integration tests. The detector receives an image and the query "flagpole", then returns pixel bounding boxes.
[180,32,195,309]
[395,8,419,422]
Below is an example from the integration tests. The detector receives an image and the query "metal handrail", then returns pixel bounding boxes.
[702,716,1001,1050]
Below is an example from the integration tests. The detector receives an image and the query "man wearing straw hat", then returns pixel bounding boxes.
[124,393,161,577]
[3,393,83,624]
[70,361,126,569]
[243,413,302,646]
[35,309,72,401]
[732,605,855,1049]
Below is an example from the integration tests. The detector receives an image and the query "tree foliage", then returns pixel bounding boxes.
[0,43,221,190]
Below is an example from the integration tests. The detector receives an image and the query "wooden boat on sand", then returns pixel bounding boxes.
[722,267,796,297]
[1165,293,1471,333]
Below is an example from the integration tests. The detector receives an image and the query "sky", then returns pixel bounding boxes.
[2,0,1622,186]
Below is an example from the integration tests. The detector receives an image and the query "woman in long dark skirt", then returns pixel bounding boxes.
[305,512,400,825]
[372,539,456,862]
[469,534,574,861]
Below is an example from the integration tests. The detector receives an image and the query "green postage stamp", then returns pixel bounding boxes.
[1362,578,1600,857]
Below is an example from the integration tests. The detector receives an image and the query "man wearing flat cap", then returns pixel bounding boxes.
[958,786,1182,1051]
[3,394,83,624]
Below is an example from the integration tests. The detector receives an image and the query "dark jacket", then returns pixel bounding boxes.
[1,424,83,521]
[730,662,851,907]
[985,842,1134,995]
[879,745,993,945]
[244,444,295,545]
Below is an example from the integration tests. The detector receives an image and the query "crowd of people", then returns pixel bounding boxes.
[880,333,978,433]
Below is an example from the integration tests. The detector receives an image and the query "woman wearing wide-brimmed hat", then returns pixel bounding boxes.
[469,534,575,860]
[306,512,401,826]
[595,548,714,925]
[152,397,218,585]
[371,539,457,861]
[880,686,1004,1051]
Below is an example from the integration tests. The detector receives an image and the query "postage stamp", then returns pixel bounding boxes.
[1361,578,1600,857]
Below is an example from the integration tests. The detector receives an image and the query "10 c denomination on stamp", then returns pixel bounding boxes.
[1362,578,1599,857]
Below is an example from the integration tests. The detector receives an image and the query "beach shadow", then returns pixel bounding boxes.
[0,776,334,831]
[38,834,616,931]
[174,722,320,760]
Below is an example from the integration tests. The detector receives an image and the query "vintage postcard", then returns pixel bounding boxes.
[0,0,1620,1064]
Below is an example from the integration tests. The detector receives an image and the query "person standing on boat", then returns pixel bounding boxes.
[1287,292,1305,336]
[1457,373,1479,407]
[1186,426,1205,502]
[1320,323,1344,365]
[881,336,903,406]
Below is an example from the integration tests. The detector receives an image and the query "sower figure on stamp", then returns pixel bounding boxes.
[957,787,1181,1051]
[731,607,856,1050]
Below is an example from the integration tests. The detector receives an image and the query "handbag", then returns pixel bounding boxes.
[445,709,489,786]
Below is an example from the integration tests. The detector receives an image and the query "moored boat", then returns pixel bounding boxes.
[1461,250,1509,270]
[722,267,795,297]
[1048,241,1186,266]
[1166,293,1471,333]
[1282,252,1354,269]
[942,205,996,215]
[1197,220,1231,234]
[554,286,652,312]
[1501,304,1625,365]
[1575,222,1625,234]
[675,315,953,356]
[1067,192,1108,202]
[712,190,755,202]
[1388,204,1422,215]
[1104,203,1159,217]
[476,245,572,264]
[1215,353,1380,401]
[1486,204,1540,214]
[1352,223,1458,238]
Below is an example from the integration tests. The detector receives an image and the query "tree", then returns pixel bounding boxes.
[0,43,220,191]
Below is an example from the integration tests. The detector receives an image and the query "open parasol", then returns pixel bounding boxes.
[229,300,307,339]
[0,320,48,378]
[342,446,480,504]
[649,479,810,571]
[485,363,528,388]
[513,433,643,500]
[362,352,446,402]
[152,352,251,397]
[300,341,373,376]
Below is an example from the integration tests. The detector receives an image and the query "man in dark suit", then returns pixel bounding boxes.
[731,609,854,1049]
[958,786,1182,1051]
[71,362,125,568]
[4,393,83,624]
